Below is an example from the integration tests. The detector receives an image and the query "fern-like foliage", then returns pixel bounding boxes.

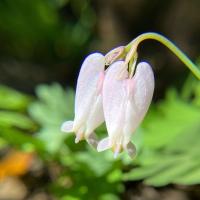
[0,85,42,151]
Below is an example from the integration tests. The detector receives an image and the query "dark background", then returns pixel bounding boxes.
[0,0,199,99]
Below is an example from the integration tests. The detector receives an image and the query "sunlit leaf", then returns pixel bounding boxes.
[0,111,36,130]
[0,126,45,153]
[29,83,74,153]
[0,85,31,111]
[143,89,200,149]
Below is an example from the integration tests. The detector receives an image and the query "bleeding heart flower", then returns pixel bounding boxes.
[61,53,105,148]
[97,61,154,158]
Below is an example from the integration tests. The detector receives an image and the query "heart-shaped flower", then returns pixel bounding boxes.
[97,61,154,158]
[61,53,105,148]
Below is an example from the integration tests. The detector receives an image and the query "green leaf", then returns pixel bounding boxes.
[99,193,120,200]
[75,149,114,177]
[175,167,200,185]
[123,155,181,181]
[0,137,7,149]
[28,83,74,153]
[0,111,36,130]
[0,85,31,111]
[0,126,44,153]
[29,83,74,125]
[144,157,200,186]
[36,126,68,154]
[143,89,200,149]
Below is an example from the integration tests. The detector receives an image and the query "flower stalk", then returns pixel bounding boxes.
[125,32,200,80]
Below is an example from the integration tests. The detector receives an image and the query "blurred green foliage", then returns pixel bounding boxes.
[0,85,31,111]
[0,0,95,61]
[29,83,75,153]
[0,85,43,151]
[0,73,200,199]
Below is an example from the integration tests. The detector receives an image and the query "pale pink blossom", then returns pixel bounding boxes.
[61,53,105,148]
[97,61,154,158]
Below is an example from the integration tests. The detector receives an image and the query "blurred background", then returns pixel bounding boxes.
[0,0,200,199]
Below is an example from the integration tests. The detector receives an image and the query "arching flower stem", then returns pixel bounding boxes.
[125,32,200,80]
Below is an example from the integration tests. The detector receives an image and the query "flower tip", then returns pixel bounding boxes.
[75,132,84,143]
[113,151,119,159]
[97,137,111,152]
[75,136,80,144]
[113,144,121,159]
[61,121,73,133]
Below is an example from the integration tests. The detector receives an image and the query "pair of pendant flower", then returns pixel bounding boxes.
[61,46,155,158]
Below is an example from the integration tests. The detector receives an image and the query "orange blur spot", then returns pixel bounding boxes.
[0,150,33,180]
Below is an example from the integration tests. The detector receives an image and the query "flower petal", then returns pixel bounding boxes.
[61,121,74,132]
[123,62,154,144]
[132,62,154,113]
[101,61,154,156]
[75,53,105,122]
[85,94,104,136]
[97,137,111,152]
[103,61,128,138]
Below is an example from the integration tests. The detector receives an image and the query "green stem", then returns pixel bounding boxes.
[125,32,200,80]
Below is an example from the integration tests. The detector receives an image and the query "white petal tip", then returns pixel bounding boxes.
[61,121,74,132]
[113,144,121,159]
[97,137,111,152]
[113,151,119,159]
[75,136,80,143]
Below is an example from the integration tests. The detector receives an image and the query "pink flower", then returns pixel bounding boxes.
[97,61,154,158]
[61,53,105,148]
